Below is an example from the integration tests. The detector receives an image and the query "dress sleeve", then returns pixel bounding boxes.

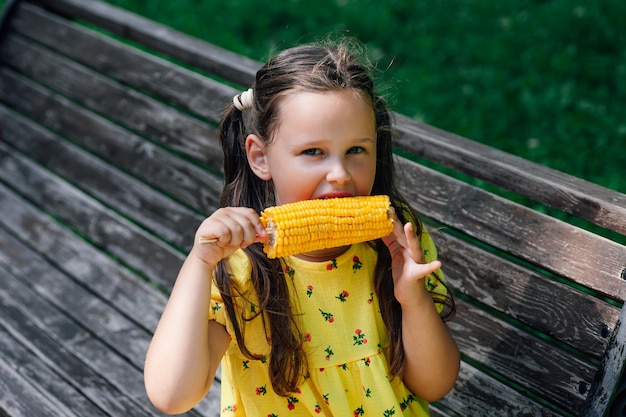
[208,277,226,325]
[420,226,449,314]
[207,249,254,329]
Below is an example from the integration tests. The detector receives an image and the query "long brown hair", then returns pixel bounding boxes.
[214,38,455,396]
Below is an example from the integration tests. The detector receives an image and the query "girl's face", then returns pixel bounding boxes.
[247,90,378,206]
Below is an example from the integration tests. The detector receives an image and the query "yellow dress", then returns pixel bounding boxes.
[209,230,446,416]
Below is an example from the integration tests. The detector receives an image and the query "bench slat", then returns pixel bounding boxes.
[399,158,626,302]
[32,0,260,86]
[0,136,185,291]
[0,183,220,416]
[0,269,156,417]
[450,300,596,413]
[438,233,619,359]
[582,305,626,417]
[0,101,193,279]
[438,361,560,416]
[0,320,92,417]
[12,3,235,125]
[0,32,223,170]
[396,115,626,235]
[0,67,220,226]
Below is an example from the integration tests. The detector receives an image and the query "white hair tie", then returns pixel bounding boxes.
[233,88,254,111]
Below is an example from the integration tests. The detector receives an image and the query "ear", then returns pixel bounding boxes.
[245,134,272,181]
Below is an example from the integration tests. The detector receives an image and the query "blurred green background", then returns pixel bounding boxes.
[2,0,625,193]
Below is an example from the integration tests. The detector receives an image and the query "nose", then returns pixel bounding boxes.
[326,157,351,185]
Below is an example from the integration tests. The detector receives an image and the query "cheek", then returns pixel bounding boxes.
[271,163,320,204]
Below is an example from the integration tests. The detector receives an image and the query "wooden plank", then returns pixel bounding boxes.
[0,142,184,296]
[0,187,220,416]
[582,305,626,417]
[449,300,597,414]
[0,320,85,417]
[438,361,560,416]
[395,114,626,235]
[31,0,260,86]
[0,264,198,416]
[0,90,212,249]
[0,33,223,168]
[0,134,189,291]
[398,158,626,302]
[0,273,146,417]
[436,232,620,359]
[10,3,236,124]
[0,354,78,417]
[0,64,223,217]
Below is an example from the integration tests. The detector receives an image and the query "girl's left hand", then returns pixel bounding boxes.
[382,210,441,305]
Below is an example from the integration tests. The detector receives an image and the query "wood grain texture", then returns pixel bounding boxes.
[395,114,626,235]
[0,33,223,169]
[32,0,260,86]
[436,232,620,359]
[398,158,626,302]
[0,99,207,248]
[0,65,224,223]
[0,185,221,416]
[12,3,235,124]
[438,361,560,416]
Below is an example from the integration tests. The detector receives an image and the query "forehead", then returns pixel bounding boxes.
[271,90,376,141]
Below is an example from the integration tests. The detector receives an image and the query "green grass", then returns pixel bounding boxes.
[2,0,624,193]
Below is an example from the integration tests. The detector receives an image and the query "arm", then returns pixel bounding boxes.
[144,207,267,414]
[383,220,460,402]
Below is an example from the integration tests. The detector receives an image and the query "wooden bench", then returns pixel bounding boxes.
[1,1,625,416]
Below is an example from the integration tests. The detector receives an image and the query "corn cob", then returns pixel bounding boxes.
[260,195,393,258]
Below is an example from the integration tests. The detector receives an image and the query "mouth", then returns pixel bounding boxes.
[318,192,353,199]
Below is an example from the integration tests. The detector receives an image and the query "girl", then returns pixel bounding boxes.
[144,39,459,416]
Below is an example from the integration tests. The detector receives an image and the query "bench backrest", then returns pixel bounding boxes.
[1,1,625,416]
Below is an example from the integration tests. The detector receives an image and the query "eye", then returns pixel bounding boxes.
[347,146,365,154]
[303,148,323,156]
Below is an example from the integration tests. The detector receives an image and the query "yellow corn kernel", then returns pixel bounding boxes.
[260,195,393,258]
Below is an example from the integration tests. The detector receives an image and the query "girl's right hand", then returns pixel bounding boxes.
[193,207,268,266]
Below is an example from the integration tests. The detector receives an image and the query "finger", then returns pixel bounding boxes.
[198,208,264,248]
[382,208,407,249]
[404,222,425,264]
[418,259,442,277]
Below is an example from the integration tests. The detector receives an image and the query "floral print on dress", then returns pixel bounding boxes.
[284,265,295,279]
[383,407,396,416]
[324,346,334,361]
[336,290,349,302]
[319,308,334,323]
[287,393,299,410]
[426,274,439,292]
[352,255,362,273]
[326,259,338,270]
[353,329,367,345]
[400,394,417,411]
